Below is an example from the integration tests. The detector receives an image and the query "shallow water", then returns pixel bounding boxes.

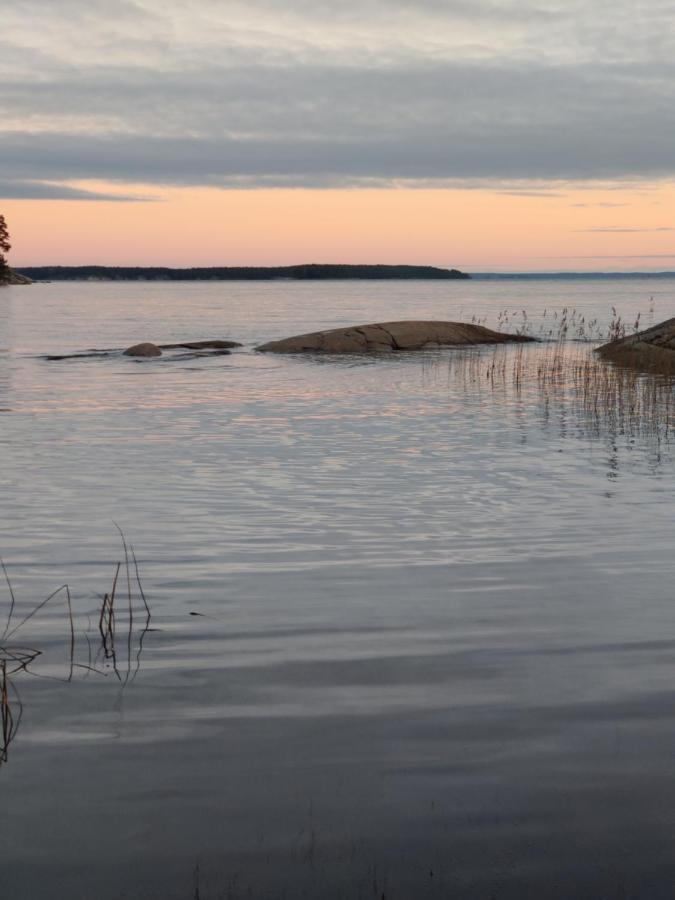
[2,278,675,899]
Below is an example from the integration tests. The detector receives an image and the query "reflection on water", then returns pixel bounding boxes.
[445,342,675,473]
[0,289,11,411]
[3,281,675,898]
[0,653,24,763]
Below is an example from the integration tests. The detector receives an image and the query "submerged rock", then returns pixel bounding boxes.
[124,338,241,357]
[256,320,535,354]
[124,342,163,357]
[44,350,114,361]
[595,317,675,373]
[158,339,241,350]
[47,338,240,361]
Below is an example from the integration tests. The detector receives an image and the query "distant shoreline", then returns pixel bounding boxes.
[472,271,675,280]
[15,264,470,282]
[13,265,675,283]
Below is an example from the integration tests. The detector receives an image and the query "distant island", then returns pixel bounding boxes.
[15,264,470,282]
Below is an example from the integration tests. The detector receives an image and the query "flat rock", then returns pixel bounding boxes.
[596,317,675,373]
[159,339,241,350]
[256,320,535,354]
[124,342,163,357]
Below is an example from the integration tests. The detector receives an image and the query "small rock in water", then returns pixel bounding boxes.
[124,342,162,357]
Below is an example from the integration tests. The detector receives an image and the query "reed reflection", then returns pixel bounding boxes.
[0,533,151,766]
[442,341,675,469]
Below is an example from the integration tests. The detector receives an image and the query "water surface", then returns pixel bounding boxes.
[1,278,675,898]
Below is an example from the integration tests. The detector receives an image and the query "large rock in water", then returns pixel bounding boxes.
[256,320,535,354]
[596,317,675,373]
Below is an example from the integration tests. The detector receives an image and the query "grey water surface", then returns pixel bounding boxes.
[1,278,675,899]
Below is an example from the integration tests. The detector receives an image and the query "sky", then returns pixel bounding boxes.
[1,0,674,271]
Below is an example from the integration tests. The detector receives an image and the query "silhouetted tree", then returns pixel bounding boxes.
[0,215,10,270]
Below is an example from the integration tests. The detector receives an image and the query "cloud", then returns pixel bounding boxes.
[0,180,153,201]
[2,0,675,194]
[575,226,675,233]
[545,253,675,259]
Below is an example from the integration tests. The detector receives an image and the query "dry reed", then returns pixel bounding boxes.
[447,337,675,450]
[0,532,151,765]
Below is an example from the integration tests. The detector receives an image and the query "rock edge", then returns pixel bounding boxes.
[595,316,675,373]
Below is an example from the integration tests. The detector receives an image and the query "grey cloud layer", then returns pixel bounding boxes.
[2,0,675,197]
[0,180,150,200]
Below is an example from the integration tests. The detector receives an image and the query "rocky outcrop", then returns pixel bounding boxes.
[124,342,163,357]
[596,317,675,373]
[0,267,32,285]
[257,320,535,354]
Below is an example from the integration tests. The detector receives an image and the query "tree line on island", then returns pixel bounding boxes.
[0,215,10,280]
[16,263,470,281]
[0,214,31,284]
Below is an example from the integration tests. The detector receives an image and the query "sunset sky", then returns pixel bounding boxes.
[2,0,674,271]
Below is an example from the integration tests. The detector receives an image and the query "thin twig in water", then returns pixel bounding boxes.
[4,584,71,642]
[131,546,152,682]
[114,523,134,684]
[99,562,122,681]
[1,560,17,642]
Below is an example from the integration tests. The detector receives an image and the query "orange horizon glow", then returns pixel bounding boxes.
[4,182,675,273]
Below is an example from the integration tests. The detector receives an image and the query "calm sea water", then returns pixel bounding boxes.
[2,278,675,899]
